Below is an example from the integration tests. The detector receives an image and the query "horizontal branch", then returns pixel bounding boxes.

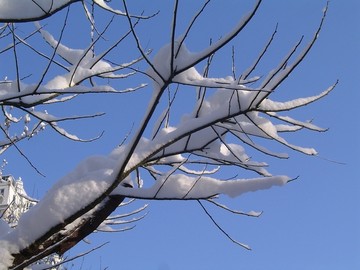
[0,0,81,22]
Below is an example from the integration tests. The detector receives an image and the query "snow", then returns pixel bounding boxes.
[0,22,139,99]
[259,84,335,112]
[0,145,132,256]
[37,24,123,87]
[0,0,126,21]
[0,0,73,20]
[1,155,118,251]
[147,39,254,94]
[0,240,16,269]
[113,174,289,200]
[267,113,326,132]
[146,42,175,84]
[93,0,126,15]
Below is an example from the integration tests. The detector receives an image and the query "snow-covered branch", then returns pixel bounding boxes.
[0,0,156,22]
[0,1,335,269]
[0,15,146,150]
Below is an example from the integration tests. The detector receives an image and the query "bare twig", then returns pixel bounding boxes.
[0,125,45,176]
[197,200,251,250]
[41,242,109,270]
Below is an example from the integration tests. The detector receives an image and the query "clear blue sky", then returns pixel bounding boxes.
[2,0,359,269]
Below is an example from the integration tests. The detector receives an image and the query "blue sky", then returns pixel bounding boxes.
[1,0,359,269]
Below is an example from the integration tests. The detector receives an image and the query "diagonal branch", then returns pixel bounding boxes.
[197,200,251,250]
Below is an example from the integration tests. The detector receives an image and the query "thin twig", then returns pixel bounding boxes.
[122,0,165,82]
[41,242,109,270]
[197,200,251,250]
[0,125,45,176]
[176,0,211,58]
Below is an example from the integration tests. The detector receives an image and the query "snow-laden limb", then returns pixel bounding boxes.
[0,0,80,22]
[0,0,158,23]
[0,149,129,267]
[0,26,144,107]
[113,174,289,200]
[0,0,144,22]
[143,124,271,176]
[259,82,337,112]
[95,0,159,19]
[36,23,142,89]
[138,81,321,175]
[229,128,289,159]
[0,21,145,149]
[94,0,126,16]
[0,1,335,267]
[145,0,262,86]
[1,155,119,251]
[0,82,143,105]
[147,39,264,93]
[31,109,105,142]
